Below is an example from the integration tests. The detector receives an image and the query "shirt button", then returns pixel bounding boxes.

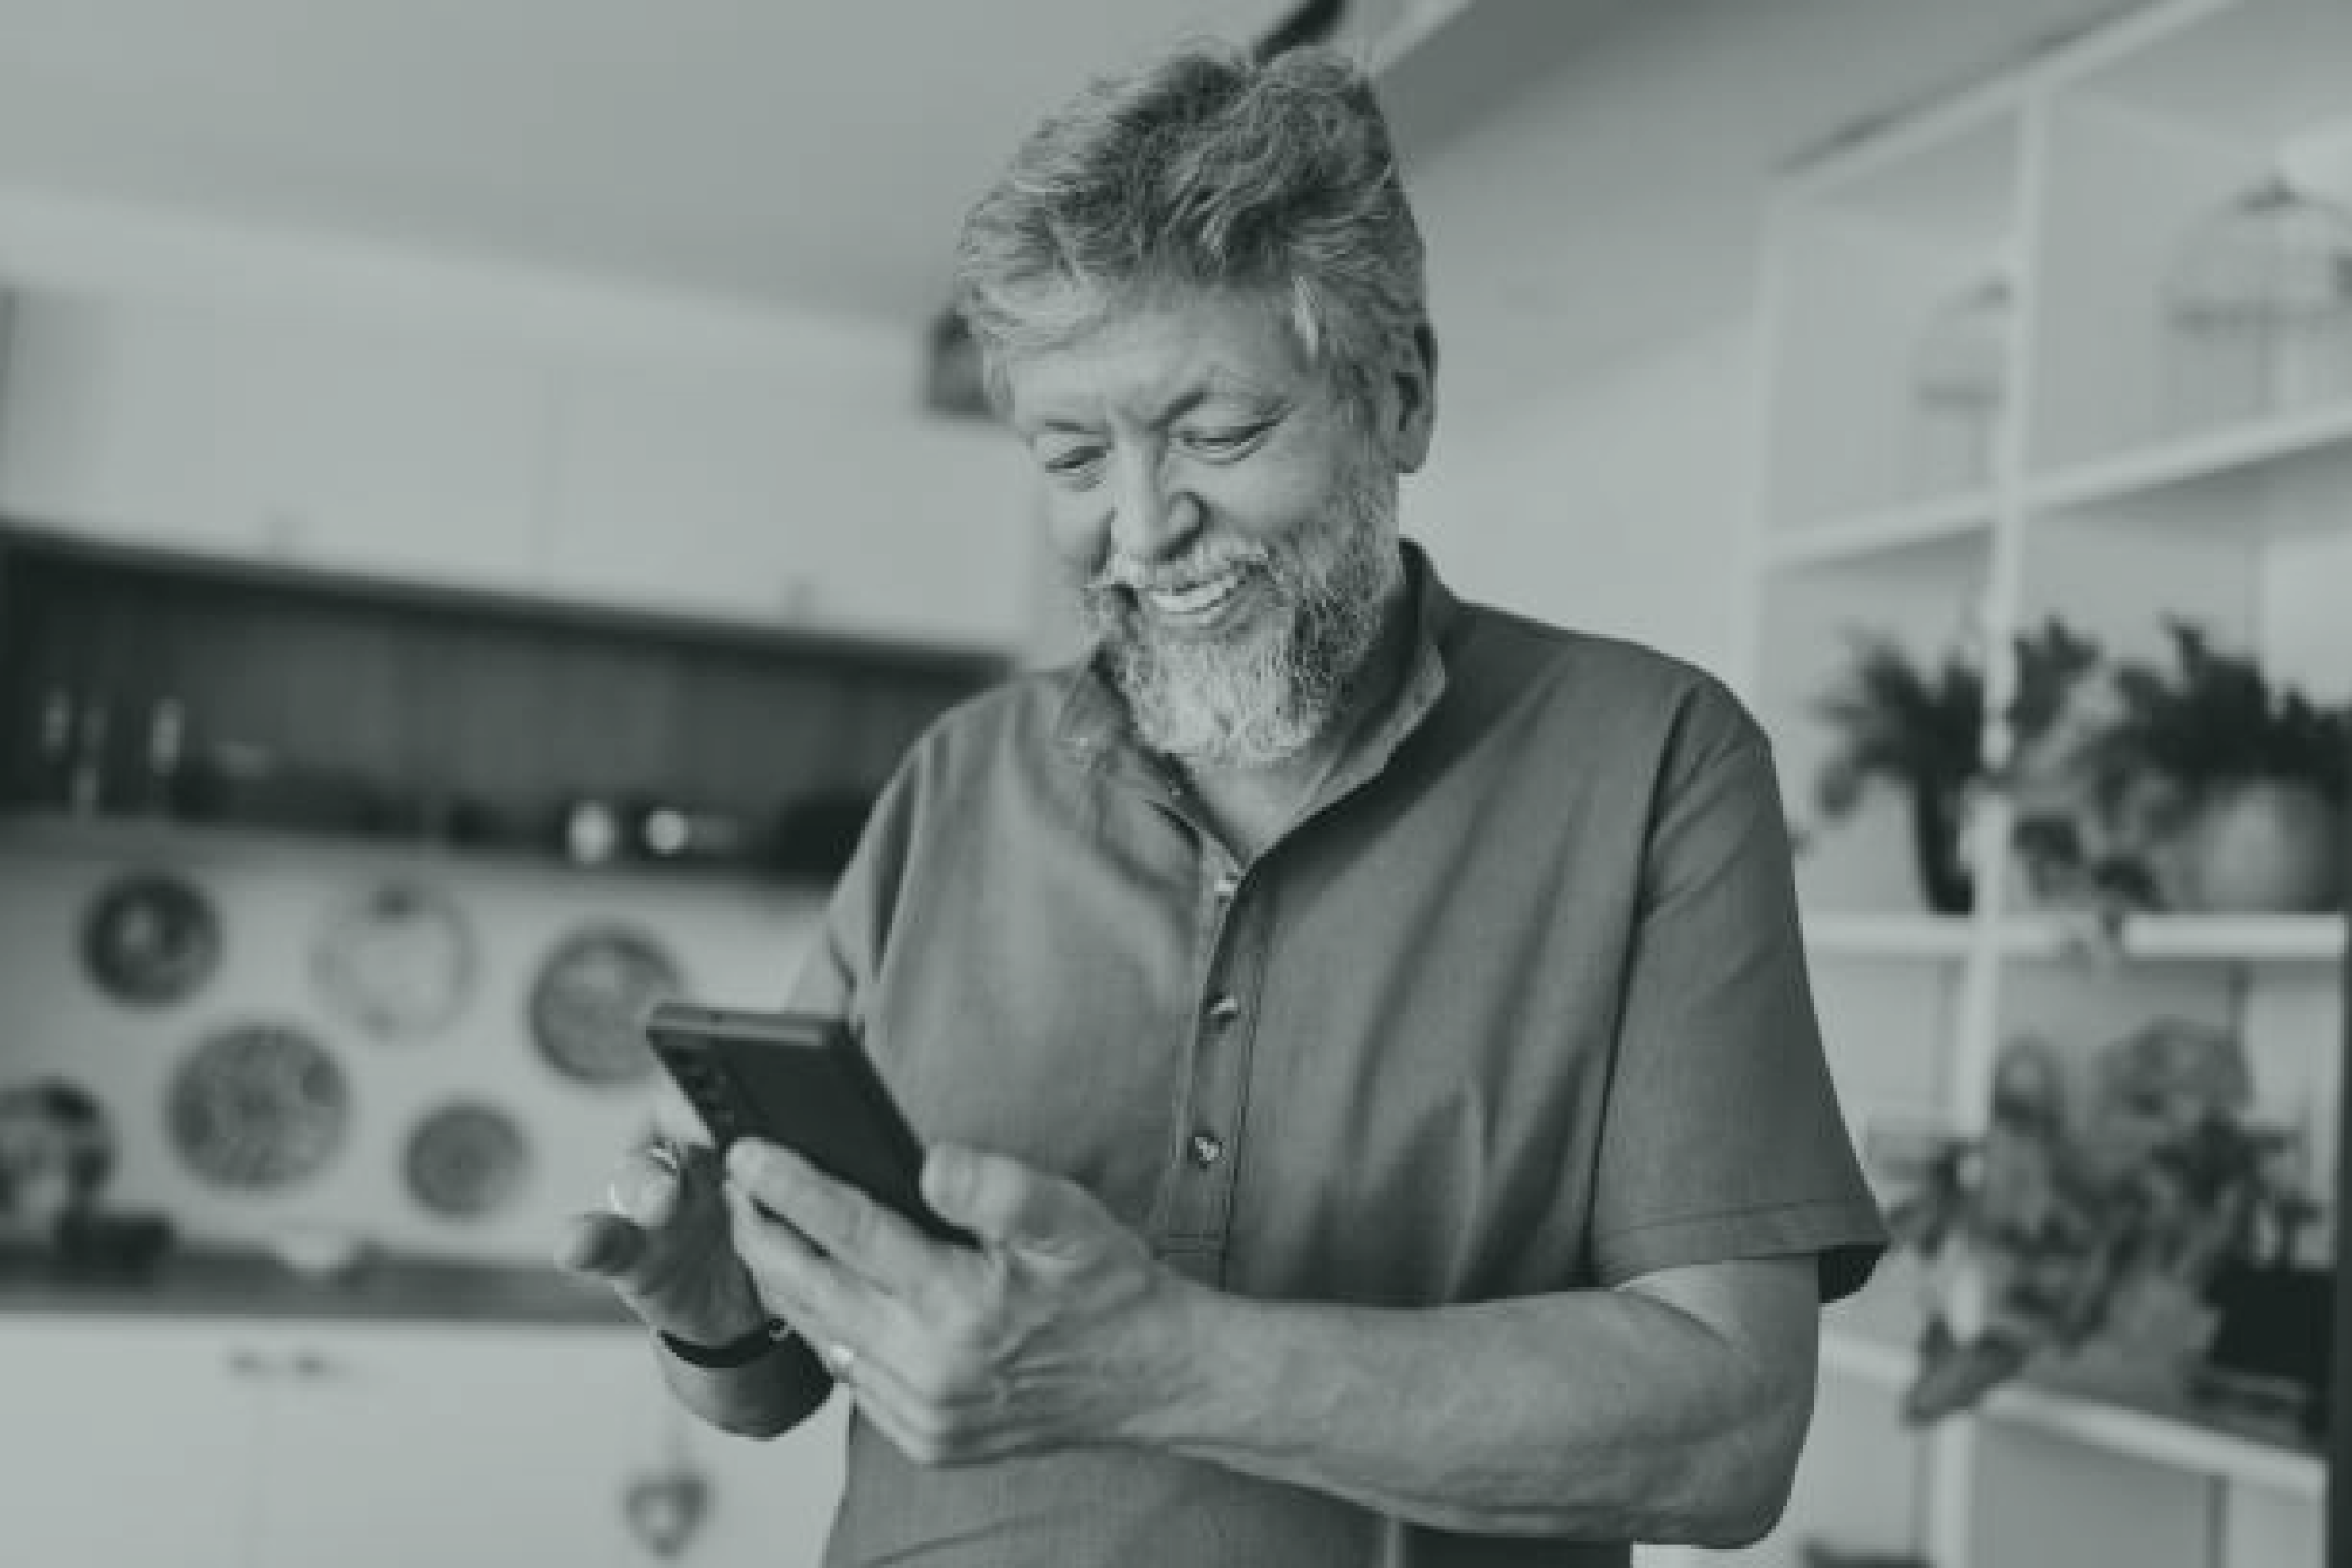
[1206,994,1242,1026]
[1211,870,1240,901]
[1188,1132,1226,1168]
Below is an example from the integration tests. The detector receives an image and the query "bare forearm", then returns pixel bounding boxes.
[1133,1273,1814,1544]
[656,1335,837,1440]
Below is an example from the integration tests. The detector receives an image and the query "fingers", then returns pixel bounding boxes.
[726,1140,946,1296]
[722,1175,843,1320]
[555,1137,716,1291]
[822,1338,1022,1469]
[921,1144,1085,1252]
[608,1137,701,1227]
[552,1211,646,1279]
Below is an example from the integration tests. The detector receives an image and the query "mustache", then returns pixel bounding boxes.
[1085,540,1274,597]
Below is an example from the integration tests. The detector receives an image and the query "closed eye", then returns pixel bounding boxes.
[1181,421,1274,458]
[1036,444,1106,487]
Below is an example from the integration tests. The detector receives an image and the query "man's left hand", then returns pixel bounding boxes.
[722,1138,1199,1466]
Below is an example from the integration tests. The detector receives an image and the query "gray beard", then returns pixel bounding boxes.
[1079,478,1403,770]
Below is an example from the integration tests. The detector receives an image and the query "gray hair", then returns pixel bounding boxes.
[952,40,1430,421]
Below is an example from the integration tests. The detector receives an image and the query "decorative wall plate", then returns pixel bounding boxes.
[528,927,682,1086]
[404,1100,531,1220]
[167,1023,350,1191]
[312,880,478,1041]
[82,871,222,1006]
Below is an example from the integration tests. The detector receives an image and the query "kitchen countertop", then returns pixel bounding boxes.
[0,1241,635,1325]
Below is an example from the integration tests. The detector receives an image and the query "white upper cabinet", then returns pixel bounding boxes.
[540,351,1041,652]
[0,292,549,593]
[0,283,1044,654]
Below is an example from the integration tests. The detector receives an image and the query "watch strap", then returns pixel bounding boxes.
[657,1317,791,1369]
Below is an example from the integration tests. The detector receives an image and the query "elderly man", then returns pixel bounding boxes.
[560,40,1884,1568]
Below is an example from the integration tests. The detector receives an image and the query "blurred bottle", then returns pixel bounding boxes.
[141,698,186,817]
[1908,275,2011,496]
[560,797,624,868]
[67,699,110,816]
[631,798,751,866]
[28,688,76,807]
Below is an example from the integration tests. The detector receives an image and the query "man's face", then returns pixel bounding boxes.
[1003,290,1425,768]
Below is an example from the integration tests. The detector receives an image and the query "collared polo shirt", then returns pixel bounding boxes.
[788,544,1885,1568]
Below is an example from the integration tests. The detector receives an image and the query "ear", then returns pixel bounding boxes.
[1386,322,1438,474]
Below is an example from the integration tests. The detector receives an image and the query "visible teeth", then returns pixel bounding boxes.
[1146,570,1242,616]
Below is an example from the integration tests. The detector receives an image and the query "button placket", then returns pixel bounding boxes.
[1163,876,1265,1255]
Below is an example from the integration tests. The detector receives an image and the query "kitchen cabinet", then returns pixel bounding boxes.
[0,292,549,595]
[543,355,1040,651]
[0,285,1046,656]
[0,1315,849,1568]
[0,525,999,873]
[609,1353,850,1568]
[1729,2,2347,1565]
[245,1325,648,1568]
[0,1318,254,1568]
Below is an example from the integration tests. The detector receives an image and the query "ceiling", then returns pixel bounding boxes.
[0,0,1307,328]
[0,0,2148,415]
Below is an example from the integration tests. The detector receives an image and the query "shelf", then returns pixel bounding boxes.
[1801,912,2342,967]
[2025,400,2352,516]
[2001,912,2345,966]
[1803,912,1976,961]
[1985,1382,2323,1501]
[0,810,842,903]
[1765,492,1999,569]
[1819,1326,1916,1391]
[1819,1329,2324,1500]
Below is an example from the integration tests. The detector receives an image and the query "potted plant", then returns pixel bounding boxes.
[1809,618,2101,913]
[2075,618,2349,912]
[1881,1019,2314,1424]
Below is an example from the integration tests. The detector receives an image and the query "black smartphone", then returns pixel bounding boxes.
[640,1002,972,1248]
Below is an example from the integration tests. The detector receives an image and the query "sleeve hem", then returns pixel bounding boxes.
[1596,1197,1890,1303]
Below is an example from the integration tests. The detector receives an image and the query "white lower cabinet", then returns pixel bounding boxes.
[0,1317,848,1568]
[0,1319,255,1568]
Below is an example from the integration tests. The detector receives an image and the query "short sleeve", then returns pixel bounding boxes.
[1590,702,1886,1302]
[785,751,924,1029]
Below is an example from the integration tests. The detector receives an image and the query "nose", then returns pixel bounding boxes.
[1107,448,1198,563]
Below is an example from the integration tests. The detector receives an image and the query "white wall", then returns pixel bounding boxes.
[1410,309,1758,682]
[0,832,829,1264]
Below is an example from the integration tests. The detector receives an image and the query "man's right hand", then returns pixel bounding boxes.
[555,1138,769,1348]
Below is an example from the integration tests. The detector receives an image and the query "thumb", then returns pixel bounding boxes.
[553,1211,647,1279]
[921,1145,1089,1251]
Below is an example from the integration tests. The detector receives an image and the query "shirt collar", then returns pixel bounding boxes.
[1052,539,1457,788]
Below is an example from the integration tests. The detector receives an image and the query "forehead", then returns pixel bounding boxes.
[1002,290,1318,431]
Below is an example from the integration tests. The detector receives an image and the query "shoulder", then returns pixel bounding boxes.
[1440,596,1768,776]
[876,663,1087,811]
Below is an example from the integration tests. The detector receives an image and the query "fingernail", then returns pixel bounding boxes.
[727,1140,766,1182]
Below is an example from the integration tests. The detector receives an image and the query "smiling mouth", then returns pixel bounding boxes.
[1143,568,1247,621]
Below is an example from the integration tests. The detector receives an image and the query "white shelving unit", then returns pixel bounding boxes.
[1743,3,2349,1565]
[1821,1329,2325,1500]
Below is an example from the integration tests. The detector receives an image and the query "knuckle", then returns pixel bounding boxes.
[919,1406,986,1467]
[900,1415,954,1469]
[833,1191,878,1253]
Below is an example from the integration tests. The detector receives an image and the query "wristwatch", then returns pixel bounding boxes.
[658,1317,792,1369]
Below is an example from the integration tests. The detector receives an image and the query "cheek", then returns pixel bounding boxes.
[1044,495,1112,578]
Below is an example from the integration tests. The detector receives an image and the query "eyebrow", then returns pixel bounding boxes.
[1025,375,1283,436]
